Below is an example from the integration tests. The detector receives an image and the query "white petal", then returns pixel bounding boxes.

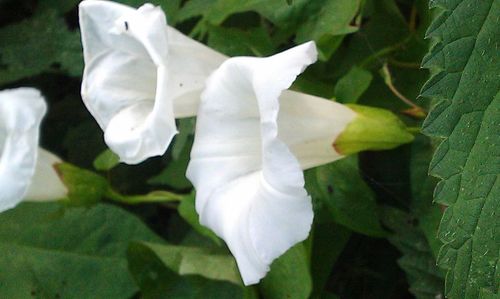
[24,148,68,202]
[278,90,356,169]
[187,42,317,285]
[79,0,225,164]
[0,88,46,212]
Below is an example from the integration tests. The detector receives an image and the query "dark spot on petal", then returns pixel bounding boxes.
[124,21,129,31]
[179,83,183,87]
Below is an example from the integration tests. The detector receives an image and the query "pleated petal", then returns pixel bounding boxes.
[187,42,317,285]
[79,0,225,163]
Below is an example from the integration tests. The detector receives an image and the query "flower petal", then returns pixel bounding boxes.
[187,42,317,285]
[79,0,225,163]
[24,148,68,201]
[0,88,46,212]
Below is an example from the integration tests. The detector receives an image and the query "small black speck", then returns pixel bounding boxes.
[179,83,183,87]
[30,290,36,296]
[124,21,129,31]
[327,185,333,194]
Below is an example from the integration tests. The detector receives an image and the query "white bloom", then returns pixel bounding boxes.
[79,0,225,164]
[0,88,67,213]
[186,42,356,285]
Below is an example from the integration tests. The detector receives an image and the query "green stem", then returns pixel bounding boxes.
[105,188,185,205]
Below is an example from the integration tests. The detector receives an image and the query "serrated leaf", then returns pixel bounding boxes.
[420,0,500,297]
[0,10,82,85]
[0,202,161,298]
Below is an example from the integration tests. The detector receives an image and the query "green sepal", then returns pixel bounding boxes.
[334,104,414,155]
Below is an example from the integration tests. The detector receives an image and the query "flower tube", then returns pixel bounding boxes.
[0,88,67,213]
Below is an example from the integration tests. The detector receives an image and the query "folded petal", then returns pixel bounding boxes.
[187,42,317,285]
[24,148,68,201]
[79,0,225,163]
[0,88,46,212]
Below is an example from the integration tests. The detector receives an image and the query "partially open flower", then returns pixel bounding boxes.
[0,88,67,213]
[186,42,357,285]
[79,0,226,164]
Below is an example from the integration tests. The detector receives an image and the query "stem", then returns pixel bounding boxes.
[105,188,185,205]
[380,63,426,113]
[388,58,421,69]
[409,4,417,32]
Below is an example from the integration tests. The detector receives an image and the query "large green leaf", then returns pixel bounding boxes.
[0,10,82,85]
[420,0,500,297]
[306,156,386,237]
[127,242,252,299]
[0,202,161,298]
[259,243,312,299]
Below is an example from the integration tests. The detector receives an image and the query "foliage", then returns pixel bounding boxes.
[1,0,496,298]
[420,0,500,297]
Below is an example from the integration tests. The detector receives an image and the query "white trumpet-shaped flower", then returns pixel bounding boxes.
[0,88,67,213]
[186,42,356,285]
[79,0,226,164]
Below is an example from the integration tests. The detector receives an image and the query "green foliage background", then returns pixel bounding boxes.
[0,0,497,298]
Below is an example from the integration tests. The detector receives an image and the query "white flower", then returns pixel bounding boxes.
[0,88,67,213]
[79,0,226,164]
[186,42,356,285]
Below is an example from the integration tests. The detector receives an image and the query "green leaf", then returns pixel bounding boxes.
[381,207,445,299]
[259,243,312,299]
[420,0,500,297]
[127,242,250,299]
[294,0,360,60]
[310,222,351,297]
[37,0,80,13]
[0,10,82,85]
[410,134,442,257]
[93,149,120,171]
[0,202,161,298]
[306,156,386,237]
[130,241,241,284]
[334,66,373,103]
[148,138,193,190]
[207,26,275,57]
[178,193,222,245]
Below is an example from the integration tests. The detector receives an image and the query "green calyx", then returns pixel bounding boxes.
[334,104,415,155]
